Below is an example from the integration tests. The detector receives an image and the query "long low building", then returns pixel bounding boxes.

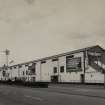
[0,45,105,84]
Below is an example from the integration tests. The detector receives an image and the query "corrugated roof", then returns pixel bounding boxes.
[9,45,103,67]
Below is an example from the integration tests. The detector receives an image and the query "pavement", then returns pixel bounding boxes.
[0,84,105,105]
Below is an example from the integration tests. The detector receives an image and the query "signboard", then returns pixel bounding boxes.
[66,57,82,72]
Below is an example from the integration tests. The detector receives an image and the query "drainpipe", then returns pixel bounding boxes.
[83,49,86,84]
[40,62,42,82]
[103,62,105,87]
[57,58,60,83]
[102,52,105,88]
[18,66,20,80]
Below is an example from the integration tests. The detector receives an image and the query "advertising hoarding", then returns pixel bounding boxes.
[66,57,82,72]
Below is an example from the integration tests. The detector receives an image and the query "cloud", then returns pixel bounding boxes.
[25,0,35,5]
[0,0,105,64]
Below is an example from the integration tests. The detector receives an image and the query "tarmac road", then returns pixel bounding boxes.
[0,84,105,105]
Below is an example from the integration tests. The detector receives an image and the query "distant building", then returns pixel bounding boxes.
[0,45,105,84]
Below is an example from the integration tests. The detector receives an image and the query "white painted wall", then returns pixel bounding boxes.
[0,50,104,84]
[34,51,84,83]
[36,62,41,81]
[85,66,104,83]
[11,67,19,80]
[40,60,51,82]
[58,52,84,82]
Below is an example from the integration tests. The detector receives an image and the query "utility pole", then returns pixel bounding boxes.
[0,49,10,80]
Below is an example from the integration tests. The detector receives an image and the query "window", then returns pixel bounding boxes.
[31,77,36,82]
[66,55,74,58]
[2,71,6,76]
[25,64,28,66]
[19,65,22,68]
[26,71,28,75]
[41,60,46,64]
[52,58,58,62]
[53,67,57,73]
[23,71,25,75]
[60,66,64,73]
[91,74,93,77]
[14,66,16,69]
[28,63,36,75]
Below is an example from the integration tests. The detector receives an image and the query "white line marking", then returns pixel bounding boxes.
[24,95,43,101]
[49,86,90,92]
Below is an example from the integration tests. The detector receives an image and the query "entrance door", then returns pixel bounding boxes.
[31,77,36,82]
[51,76,58,83]
[80,74,84,84]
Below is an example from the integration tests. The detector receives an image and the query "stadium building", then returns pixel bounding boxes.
[0,45,105,84]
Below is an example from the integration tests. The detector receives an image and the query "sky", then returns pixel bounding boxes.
[0,0,105,66]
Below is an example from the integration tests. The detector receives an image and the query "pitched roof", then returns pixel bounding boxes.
[9,45,104,67]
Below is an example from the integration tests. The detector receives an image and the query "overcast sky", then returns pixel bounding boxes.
[0,0,105,65]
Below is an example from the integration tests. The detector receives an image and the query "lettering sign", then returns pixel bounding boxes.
[66,57,82,72]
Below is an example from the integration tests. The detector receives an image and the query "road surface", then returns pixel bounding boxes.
[0,84,105,105]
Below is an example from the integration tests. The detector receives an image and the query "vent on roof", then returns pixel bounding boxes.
[66,55,74,58]
[52,58,58,62]
[41,60,46,64]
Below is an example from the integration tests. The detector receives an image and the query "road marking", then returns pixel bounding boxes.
[49,86,92,92]
[24,95,43,101]
[74,89,89,92]
[49,86,77,90]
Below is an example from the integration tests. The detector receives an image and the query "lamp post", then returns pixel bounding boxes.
[0,49,10,80]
